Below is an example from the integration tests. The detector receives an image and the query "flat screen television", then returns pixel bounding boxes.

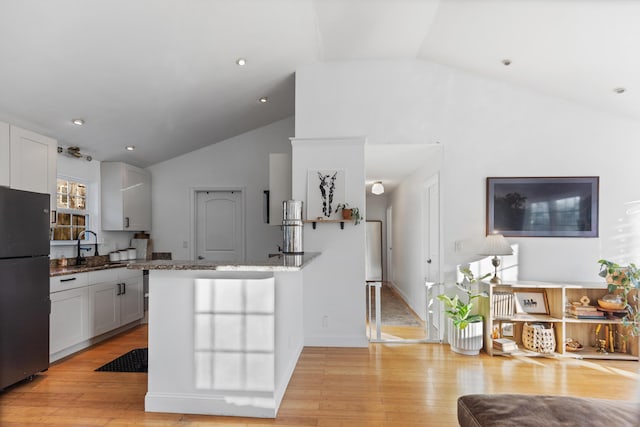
[486,177,599,237]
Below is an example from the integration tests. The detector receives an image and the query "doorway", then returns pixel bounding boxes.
[365,175,443,343]
[194,190,245,262]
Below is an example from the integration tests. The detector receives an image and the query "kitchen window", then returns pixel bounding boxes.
[51,177,90,241]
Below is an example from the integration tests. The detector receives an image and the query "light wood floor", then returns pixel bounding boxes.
[1,325,639,426]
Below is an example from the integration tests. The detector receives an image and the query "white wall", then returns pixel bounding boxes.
[295,59,640,344]
[51,155,134,260]
[296,60,640,286]
[291,137,367,347]
[148,117,293,260]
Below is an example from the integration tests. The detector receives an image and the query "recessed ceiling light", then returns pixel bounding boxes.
[72,118,85,126]
[236,58,246,66]
[125,145,135,151]
[502,59,512,66]
[258,96,268,103]
[613,87,626,94]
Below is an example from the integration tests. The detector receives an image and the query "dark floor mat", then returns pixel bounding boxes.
[96,348,148,372]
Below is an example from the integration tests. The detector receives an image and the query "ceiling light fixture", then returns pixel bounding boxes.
[259,96,268,103]
[371,181,384,195]
[125,145,135,151]
[613,87,626,94]
[71,118,85,126]
[502,59,511,66]
[236,58,246,66]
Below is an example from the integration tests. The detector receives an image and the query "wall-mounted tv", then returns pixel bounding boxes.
[486,177,599,237]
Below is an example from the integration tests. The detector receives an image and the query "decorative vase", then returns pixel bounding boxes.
[447,317,484,355]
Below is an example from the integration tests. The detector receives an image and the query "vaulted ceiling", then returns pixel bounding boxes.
[0,0,637,168]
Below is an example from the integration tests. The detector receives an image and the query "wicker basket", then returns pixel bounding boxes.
[522,322,556,354]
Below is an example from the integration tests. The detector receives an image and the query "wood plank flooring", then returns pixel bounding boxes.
[1,325,639,426]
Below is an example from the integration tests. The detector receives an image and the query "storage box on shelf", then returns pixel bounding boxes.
[480,281,639,361]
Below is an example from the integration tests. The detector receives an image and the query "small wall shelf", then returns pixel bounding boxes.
[304,219,351,230]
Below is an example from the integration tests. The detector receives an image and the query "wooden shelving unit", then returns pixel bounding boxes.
[480,281,639,361]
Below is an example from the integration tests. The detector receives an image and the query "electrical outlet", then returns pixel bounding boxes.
[322,315,329,328]
[454,241,463,252]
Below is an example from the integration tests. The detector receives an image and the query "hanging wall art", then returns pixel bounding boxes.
[307,169,345,220]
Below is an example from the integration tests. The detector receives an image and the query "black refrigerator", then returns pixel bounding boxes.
[0,187,50,390]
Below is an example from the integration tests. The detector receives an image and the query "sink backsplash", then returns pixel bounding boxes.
[49,255,111,268]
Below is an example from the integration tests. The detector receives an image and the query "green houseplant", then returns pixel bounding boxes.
[437,266,490,355]
[597,259,640,336]
[438,267,490,330]
[336,203,362,225]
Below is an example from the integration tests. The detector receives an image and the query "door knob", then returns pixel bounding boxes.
[198,256,204,260]
[426,258,432,264]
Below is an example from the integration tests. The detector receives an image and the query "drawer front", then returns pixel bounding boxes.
[88,269,119,285]
[50,272,88,293]
[119,268,142,281]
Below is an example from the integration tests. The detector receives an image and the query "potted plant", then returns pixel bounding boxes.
[597,259,640,336]
[336,203,362,225]
[437,266,490,355]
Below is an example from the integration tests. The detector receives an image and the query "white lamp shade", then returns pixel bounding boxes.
[371,181,384,195]
[479,234,513,256]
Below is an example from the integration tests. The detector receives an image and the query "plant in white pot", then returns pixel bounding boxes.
[437,266,490,355]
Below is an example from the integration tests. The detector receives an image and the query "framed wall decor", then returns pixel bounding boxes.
[307,169,345,220]
[514,291,549,315]
[486,176,599,237]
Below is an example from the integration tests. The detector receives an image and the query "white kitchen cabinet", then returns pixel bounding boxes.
[50,287,89,355]
[9,125,57,204]
[0,123,57,207]
[101,162,151,231]
[120,270,144,325]
[88,269,143,336]
[89,281,121,336]
[49,268,143,361]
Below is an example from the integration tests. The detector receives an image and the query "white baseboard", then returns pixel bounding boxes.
[145,392,277,418]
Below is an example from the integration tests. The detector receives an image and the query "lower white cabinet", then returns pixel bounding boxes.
[50,287,89,354]
[50,268,143,361]
[88,269,143,336]
[120,272,144,325]
[89,282,121,336]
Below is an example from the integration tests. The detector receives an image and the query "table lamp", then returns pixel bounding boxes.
[479,233,513,284]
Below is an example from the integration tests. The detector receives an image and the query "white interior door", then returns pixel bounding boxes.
[196,190,244,262]
[423,176,440,283]
[423,174,443,342]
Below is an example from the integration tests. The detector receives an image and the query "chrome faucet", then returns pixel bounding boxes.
[77,230,99,265]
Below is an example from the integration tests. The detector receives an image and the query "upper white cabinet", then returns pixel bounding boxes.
[0,122,57,206]
[101,162,151,231]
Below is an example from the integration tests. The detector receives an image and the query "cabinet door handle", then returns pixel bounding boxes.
[122,282,126,295]
[60,277,77,282]
[117,283,122,295]
[125,217,130,228]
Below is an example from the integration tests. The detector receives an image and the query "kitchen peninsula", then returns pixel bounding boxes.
[127,253,319,418]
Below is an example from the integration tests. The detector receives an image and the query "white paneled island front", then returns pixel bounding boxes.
[127,253,319,418]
